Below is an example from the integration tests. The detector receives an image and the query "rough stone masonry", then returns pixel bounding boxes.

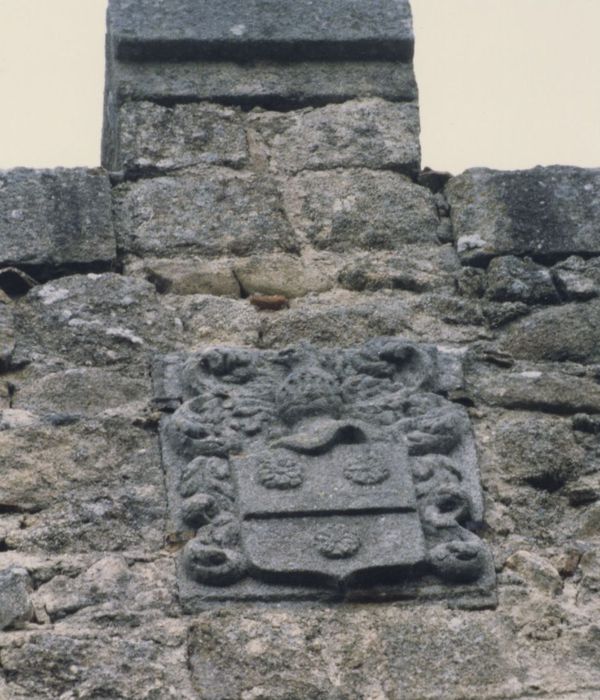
[1,1,600,698]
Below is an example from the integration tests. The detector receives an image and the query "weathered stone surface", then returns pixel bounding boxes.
[255,294,359,347]
[114,168,299,258]
[573,413,600,435]
[113,102,248,174]
[552,256,600,301]
[157,339,493,606]
[497,300,600,363]
[168,295,261,348]
[556,255,600,284]
[12,366,150,418]
[0,622,196,699]
[456,267,487,299]
[258,290,488,349]
[0,409,39,432]
[108,0,414,62]
[0,417,165,553]
[0,552,95,593]
[473,411,595,546]
[284,170,439,251]
[485,256,559,304]
[428,294,488,327]
[0,381,10,409]
[250,99,420,176]
[577,551,600,605]
[481,300,530,329]
[553,269,598,301]
[13,274,181,368]
[126,257,241,297]
[0,169,115,270]
[1,584,600,699]
[486,413,584,493]
[0,301,14,369]
[5,600,598,700]
[576,502,600,538]
[0,568,33,630]
[464,356,600,414]
[233,253,337,298]
[565,474,600,507]
[446,166,600,263]
[338,245,460,292]
[184,604,600,700]
[505,550,563,595]
[32,555,177,623]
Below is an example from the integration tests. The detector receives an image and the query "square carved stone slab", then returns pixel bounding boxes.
[154,338,496,610]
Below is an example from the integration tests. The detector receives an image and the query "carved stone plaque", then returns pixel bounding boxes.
[154,338,496,609]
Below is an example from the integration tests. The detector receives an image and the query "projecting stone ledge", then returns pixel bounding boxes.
[0,169,116,272]
[446,166,600,263]
[111,60,418,108]
[107,0,414,62]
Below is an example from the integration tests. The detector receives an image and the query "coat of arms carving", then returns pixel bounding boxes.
[154,338,495,609]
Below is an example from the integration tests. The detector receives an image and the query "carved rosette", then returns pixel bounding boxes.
[157,338,495,605]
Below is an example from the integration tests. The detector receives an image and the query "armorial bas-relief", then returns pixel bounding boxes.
[154,338,496,609]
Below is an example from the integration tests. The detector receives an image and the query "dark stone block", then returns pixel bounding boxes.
[446,166,600,263]
[498,300,600,364]
[0,169,115,272]
[485,256,560,305]
[107,0,414,62]
[154,339,495,608]
[0,568,33,630]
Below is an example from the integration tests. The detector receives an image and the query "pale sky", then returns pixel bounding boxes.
[0,0,599,173]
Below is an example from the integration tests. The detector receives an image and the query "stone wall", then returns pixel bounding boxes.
[1,1,600,698]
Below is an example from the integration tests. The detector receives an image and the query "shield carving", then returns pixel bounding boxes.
[232,422,426,587]
[159,340,495,607]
